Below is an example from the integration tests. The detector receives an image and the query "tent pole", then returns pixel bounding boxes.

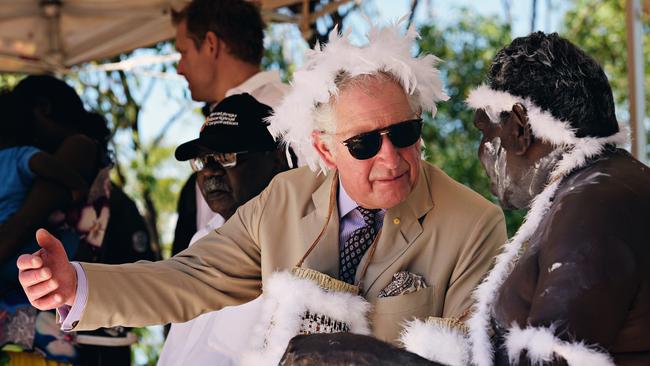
[626,0,647,164]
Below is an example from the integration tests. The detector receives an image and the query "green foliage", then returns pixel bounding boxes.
[131,326,164,366]
[128,144,181,213]
[0,74,24,90]
[263,37,296,82]
[563,0,650,159]
[417,9,526,235]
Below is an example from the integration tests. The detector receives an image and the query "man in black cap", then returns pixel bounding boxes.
[174,93,290,221]
[159,92,293,366]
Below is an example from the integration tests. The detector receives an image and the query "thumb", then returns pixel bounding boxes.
[35,228,68,260]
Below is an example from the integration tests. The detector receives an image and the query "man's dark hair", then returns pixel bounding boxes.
[171,0,265,65]
[488,32,618,138]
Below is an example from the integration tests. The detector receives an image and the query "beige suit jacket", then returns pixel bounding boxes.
[77,162,506,343]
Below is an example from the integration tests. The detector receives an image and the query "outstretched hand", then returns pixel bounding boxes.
[16,229,77,310]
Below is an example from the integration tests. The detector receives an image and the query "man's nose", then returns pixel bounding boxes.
[375,134,400,168]
[202,164,226,177]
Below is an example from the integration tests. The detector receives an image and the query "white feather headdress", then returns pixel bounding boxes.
[465,84,629,149]
[267,16,449,173]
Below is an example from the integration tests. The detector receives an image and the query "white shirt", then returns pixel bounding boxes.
[224,69,289,108]
[158,214,264,366]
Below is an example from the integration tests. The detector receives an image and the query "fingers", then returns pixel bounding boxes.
[20,267,62,311]
[19,266,52,287]
[31,292,65,311]
[24,277,59,301]
[16,253,43,270]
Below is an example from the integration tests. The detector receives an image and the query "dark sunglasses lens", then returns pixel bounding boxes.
[205,155,219,166]
[389,120,422,148]
[347,133,382,160]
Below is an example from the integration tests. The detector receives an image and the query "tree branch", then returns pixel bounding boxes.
[501,0,512,26]
[407,0,420,29]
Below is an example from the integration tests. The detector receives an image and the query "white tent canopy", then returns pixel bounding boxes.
[0,0,184,74]
[0,0,356,74]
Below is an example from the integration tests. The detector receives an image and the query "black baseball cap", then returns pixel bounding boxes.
[175,93,277,161]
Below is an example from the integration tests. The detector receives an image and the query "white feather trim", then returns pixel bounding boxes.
[505,325,615,366]
[467,179,561,366]
[240,271,371,366]
[267,18,449,173]
[400,318,470,366]
[467,85,577,146]
[550,128,629,181]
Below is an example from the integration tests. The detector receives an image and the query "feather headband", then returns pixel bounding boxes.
[466,84,628,148]
[267,16,449,173]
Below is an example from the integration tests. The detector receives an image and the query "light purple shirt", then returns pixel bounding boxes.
[338,181,385,250]
[59,180,385,330]
[58,262,88,331]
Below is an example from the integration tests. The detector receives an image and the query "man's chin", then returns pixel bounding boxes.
[206,196,236,217]
[207,206,237,219]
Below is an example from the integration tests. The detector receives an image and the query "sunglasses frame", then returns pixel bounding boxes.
[190,151,248,172]
[339,118,423,160]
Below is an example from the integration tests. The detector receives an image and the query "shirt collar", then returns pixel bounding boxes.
[225,70,281,97]
[337,179,359,219]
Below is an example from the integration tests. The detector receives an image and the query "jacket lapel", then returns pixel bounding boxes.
[298,169,340,278]
[358,164,435,293]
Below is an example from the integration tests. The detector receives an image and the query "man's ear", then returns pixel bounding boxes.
[311,131,337,169]
[510,103,533,156]
[204,31,221,59]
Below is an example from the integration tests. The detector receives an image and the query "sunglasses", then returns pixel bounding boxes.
[190,151,247,172]
[339,118,423,160]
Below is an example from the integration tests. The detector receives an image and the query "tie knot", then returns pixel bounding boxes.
[357,207,380,226]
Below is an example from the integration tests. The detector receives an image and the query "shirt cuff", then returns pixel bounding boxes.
[58,261,88,331]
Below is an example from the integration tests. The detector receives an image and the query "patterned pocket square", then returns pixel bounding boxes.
[378,271,428,298]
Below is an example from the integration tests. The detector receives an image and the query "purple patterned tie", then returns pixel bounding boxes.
[339,207,380,284]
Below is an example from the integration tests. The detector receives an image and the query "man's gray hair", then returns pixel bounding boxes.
[313,71,423,149]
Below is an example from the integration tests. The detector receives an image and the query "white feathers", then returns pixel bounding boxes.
[506,325,557,364]
[505,325,615,366]
[466,85,577,146]
[550,128,629,181]
[400,318,470,366]
[240,271,371,366]
[267,18,449,173]
[466,85,522,121]
[466,85,632,153]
